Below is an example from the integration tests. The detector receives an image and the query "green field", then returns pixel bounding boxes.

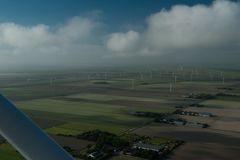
[111,155,145,160]
[201,99,240,108]
[17,98,173,135]
[66,93,168,103]
[216,96,240,102]
[146,137,173,145]
[0,143,24,160]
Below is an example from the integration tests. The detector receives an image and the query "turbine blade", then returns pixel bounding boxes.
[0,94,74,160]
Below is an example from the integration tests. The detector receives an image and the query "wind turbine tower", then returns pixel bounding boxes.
[131,79,135,89]
[139,72,143,80]
[169,83,173,93]
[174,75,177,84]
[150,71,153,79]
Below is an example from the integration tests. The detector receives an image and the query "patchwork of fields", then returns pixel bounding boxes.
[0,70,240,159]
[16,96,174,136]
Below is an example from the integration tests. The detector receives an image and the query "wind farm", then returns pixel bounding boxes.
[0,66,240,159]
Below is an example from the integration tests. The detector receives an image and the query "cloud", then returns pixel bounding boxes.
[56,17,97,43]
[145,0,240,54]
[0,0,240,70]
[0,23,50,49]
[0,16,104,68]
[106,30,140,53]
[0,16,99,50]
[107,0,240,58]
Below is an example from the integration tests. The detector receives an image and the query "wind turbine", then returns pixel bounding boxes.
[87,74,91,80]
[169,83,173,93]
[139,72,143,80]
[119,72,122,79]
[209,71,213,81]
[105,72,108,80]
[195,69,199,80]
[50,77,56,97]
[0,94,74,160]
[190,71,193,82]
[131,79,135,89]
[220,72,225,85]
[150,70,153,79]
[180,65,184,71]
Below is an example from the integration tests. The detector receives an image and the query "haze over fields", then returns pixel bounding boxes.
[0,0,239,70]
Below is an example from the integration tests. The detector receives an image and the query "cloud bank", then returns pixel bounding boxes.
[0,16,104,68]
[107,0,240,62]
[0,0,239,69]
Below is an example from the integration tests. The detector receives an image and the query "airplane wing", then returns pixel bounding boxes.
[0,94,74,160]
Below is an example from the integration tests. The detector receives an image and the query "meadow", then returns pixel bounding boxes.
[17,97,174,135]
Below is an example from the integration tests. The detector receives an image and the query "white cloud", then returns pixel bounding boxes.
[145,0,240,54]
[107,0,240,57]
[106,30,140,53]
[0,0,239,69]
[56,16,97,43]
[0,16,99,50]
[0,16,104,68]
[0,23,51,49]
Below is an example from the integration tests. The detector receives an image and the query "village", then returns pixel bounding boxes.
[60,130,183,160]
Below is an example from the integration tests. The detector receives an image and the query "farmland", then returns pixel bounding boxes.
[0,68,240,159]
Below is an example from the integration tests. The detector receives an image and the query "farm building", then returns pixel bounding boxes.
[185,122,208,128]
[87,152,103,159]
[133,142,165,152]
[176,110,214,117]
[173,120,185,126]
[199,112,213,117]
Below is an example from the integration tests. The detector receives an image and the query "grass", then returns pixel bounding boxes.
[46,126,82,135]
[216,96,240,102]
[66,93,168,103]
[46,122,128,135]
[111,155,145,160]
[17,99,163,135]
[201,99,240,108]
[1,86,72,100]
[147,137,173,145]
[17,99,128,116]
[0,143,24,160]
[17,99,174,119]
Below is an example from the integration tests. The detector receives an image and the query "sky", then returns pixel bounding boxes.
[0,0,239,70]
